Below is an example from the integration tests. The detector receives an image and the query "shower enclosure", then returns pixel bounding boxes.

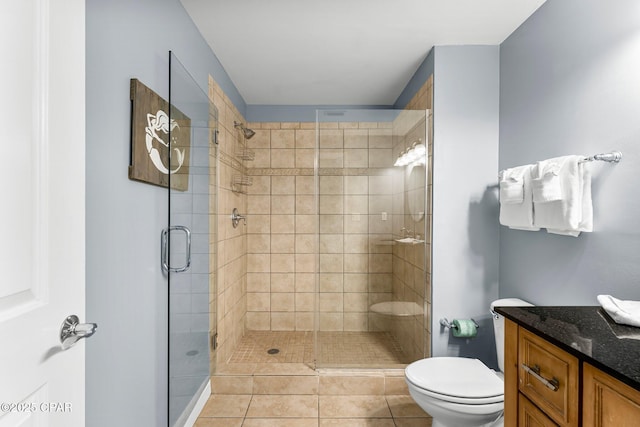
[315,108,431,368]
[167,53,217,426]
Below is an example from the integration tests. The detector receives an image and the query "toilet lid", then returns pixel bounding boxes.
[405,357,503,401]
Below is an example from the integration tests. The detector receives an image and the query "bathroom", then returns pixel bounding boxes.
[2,0,640,426]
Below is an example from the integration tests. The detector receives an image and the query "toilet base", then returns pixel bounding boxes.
[431,414,504,427]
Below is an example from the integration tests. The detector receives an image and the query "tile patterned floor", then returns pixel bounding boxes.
[228,331,407,366]
[196,362,432,427]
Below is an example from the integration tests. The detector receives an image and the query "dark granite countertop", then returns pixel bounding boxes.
[494,306,640,391]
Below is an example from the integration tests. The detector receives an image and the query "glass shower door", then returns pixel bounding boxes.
[167,52,217,426]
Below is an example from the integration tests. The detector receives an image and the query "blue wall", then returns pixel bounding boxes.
[499,0,640,304]
[431,46,501,366]
[85,0,242,425]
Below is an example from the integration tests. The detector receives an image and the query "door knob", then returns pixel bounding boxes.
[60,315,97,350]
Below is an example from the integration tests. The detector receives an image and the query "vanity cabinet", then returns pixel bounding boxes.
[583,362,640,426]
[505,318,640,426]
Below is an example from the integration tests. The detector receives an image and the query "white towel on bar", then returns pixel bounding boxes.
[531,159,564,203]
[532,155,593,236]
[499,164,539,231]
[598,295,640,328]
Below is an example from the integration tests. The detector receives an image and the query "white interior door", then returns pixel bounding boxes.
[0,1,86,426]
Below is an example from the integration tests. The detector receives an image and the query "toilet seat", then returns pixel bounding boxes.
[405,357,504,405]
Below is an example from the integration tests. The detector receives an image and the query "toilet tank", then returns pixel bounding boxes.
[491,298,533,372]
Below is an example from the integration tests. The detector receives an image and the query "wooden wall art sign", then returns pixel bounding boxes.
[129,78,190,191]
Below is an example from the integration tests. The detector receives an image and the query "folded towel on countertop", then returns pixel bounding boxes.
[499,164,539,231]
[598,295,640,328]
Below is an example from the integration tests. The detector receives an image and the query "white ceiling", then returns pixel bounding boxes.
[181,0,546,106]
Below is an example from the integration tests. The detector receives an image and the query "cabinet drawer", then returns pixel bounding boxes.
[519,328,579,427]
[519,393,559,426]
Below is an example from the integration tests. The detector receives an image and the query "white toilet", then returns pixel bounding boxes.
[405,298,532,427]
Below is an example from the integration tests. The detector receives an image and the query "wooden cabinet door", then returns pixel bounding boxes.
[519,394,559,426]
[505,319,520,426]
[583,363,640,427]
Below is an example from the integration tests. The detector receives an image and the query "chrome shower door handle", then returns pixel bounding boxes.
[60,315,97,350]
[161,226,192,273]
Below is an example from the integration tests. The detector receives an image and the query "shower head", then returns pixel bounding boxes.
[234,121,256,139]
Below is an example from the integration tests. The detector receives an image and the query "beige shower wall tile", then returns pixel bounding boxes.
[248,195,271,214]
[344,234,369,254]
[295,254,316,273]
[251,176,271,194]
[319,149,343,168]
[344,129,368,148]
[344,254,368,273]
[246,312,270,330]
[248,234,270,254]
[295,234,316,253]
[247,273,270,292]
[344,293,369,312]
[344,149,368,168]
[247,292,270,311]
[344,313,368,331]
[271,195,295,214]
[344,195,368,214]
[271,312,295,331]
[295,292,314,312]
[319,176,343,194]
[247,129,270,149]
[295,129,315,148]
[344,176,368,194]
[369,149,393,168]
[295,195,315,215]
[271,215,295,234]
[369,128,393,148]
[271,234,295,254]
[295,273,315,292]
[247,254,270,273]
[296,215,318,234]
[253,149,271,168]
[319,129,343,148]
[296,176,315,195]
[271,129,295,148]
[271,149,295,168]
[319,215,343,234]
[271,254,295,273]
[295,149,314,168]
[248,215,270,234]
[319,292,343,312]
[319,234,343,253]
[271,293,294,312]
[319,254,343,273]
[295,312,314,331]
[319,273,343,292]
[270,273,294,293]
[271,176,295,195]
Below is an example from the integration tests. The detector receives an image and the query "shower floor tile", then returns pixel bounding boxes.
[227,331,408,366]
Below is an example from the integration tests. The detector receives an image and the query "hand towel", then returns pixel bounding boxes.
[499,164,539,231]
[531,159,564,203]
[499,167,526,204]
[533,155,592,236]
[598,295,640,328]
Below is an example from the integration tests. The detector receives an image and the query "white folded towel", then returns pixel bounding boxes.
[598,295,640,328]
[499,164,539,231]
[533,155,592,236]
[499,167,526,204]
[531,159,564,203]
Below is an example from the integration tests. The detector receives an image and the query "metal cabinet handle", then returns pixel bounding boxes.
[522,363,560,392]
[161,226,192,273]
[60,315,97,350]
